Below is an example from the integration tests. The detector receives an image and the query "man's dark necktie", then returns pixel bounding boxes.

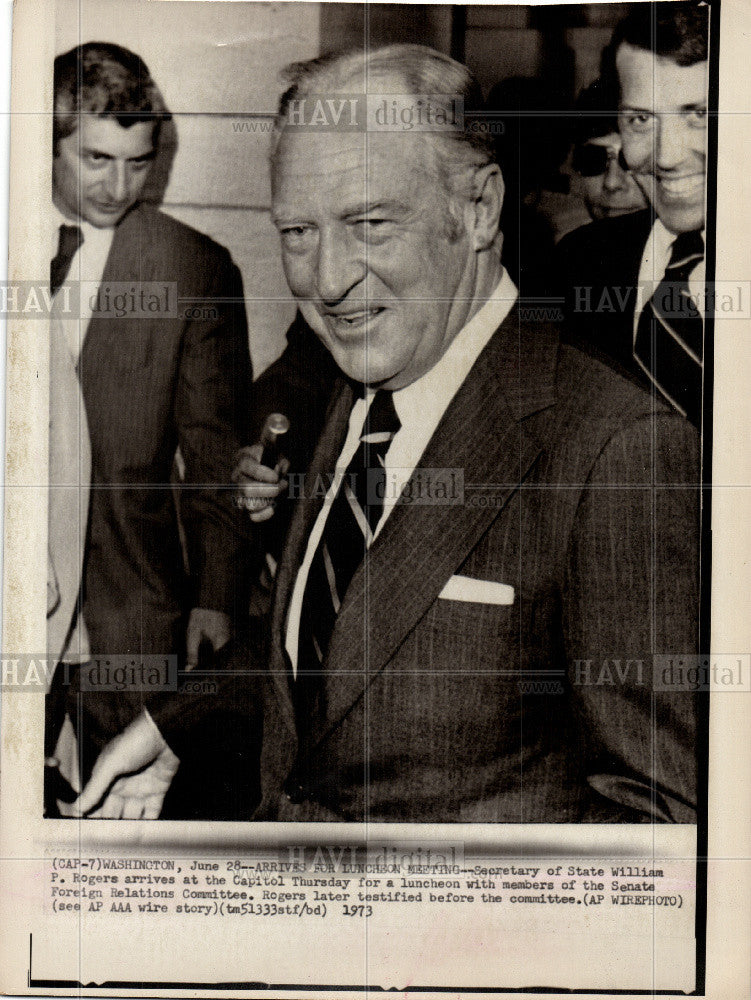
[50,224,83,296]
[634,229,704,425]
[294,389,401,724]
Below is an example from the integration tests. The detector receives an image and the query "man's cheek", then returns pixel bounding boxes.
[620,135,646,172]
[282,258,311,297]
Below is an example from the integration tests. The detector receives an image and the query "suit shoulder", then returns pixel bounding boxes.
[555,341,696,440]
[537,343,698,485]
[556,209,652,263]
[558,342,653,411]
[122,204,233,265]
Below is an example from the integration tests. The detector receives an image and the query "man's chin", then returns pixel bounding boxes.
[84,204,132,228]
[334,357,395,387]
[655,201,705,236]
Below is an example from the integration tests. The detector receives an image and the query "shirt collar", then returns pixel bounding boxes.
[50,204,117,251]
[389,267,518,427]
[650,217,706,268]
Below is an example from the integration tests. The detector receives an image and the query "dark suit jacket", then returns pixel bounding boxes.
[75,204,252,742]
[247,312,341,591]
[255,307,700,824]
[554,208,653,377]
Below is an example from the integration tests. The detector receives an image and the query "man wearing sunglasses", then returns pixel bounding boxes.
[557,1,708,427]
[571,79,647,222]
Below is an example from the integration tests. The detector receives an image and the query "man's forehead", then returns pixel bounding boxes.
[273,129,439,195]
[71,116,156,154]
[617,43,708,107]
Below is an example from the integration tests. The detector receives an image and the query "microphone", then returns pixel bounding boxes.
[234,413,290,514]
[259,412,290,469]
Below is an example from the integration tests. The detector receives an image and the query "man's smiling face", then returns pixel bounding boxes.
[272,127,480,390]
[617,43,708,235]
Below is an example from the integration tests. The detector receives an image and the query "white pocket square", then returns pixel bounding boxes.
[438,575,515,605]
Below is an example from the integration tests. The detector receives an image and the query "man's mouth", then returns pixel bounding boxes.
[601,205,640,217]
[323,307,385,332]
[655,173,704,199]
[93,201,127,214]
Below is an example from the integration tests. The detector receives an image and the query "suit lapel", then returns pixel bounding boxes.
[80,206,154,368]
[313,310,559,746]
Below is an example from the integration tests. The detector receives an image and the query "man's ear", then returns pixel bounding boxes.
[467,162,504,251]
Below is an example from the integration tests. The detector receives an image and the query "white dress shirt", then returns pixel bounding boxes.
[51,206,116,362]
[285,268,519,672]
[633,218,706,339]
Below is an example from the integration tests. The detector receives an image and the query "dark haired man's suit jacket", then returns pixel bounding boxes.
[554,208,653,377]
[73,203,252,763]
[253,308,699,824]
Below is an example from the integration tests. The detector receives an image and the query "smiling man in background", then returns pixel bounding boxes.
[556,2,709,426]
[46,42,253,818]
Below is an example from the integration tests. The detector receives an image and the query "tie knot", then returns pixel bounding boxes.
[57,224,84,260]
[362,389,400,442]
[668,229,704,271]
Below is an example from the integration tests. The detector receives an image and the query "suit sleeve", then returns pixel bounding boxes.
[247,312,340,569]
[146,635,264,760]
[173,248,253,618]
[250,311,339,473]
[563,412,700,822]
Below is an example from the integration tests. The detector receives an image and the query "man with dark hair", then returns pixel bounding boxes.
[46,42,253,818]
[570,78,647,222]
[556,2,709,426]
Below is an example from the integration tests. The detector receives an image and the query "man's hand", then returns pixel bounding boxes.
[232,443,289,523]
[185,607,231,671]
[60,710,180,820]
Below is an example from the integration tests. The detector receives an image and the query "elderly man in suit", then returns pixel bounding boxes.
[556,2,709,427]
[46,42,253,818]
[78,43,700,824]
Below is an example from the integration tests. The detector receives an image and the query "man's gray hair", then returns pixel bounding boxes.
[270,44,496,198]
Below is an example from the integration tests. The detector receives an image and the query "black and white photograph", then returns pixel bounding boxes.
[0,0,749,995]
[44,0,711,826]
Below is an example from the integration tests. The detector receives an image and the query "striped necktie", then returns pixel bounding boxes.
[298,389,401,670]
[50,224,84,296]
[634,229,704,425]
[295,388,401,708]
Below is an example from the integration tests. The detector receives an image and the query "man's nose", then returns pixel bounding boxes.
[603,156,626,192]
[316,230,364,304]
[104,162,128,202]
[655,114,687,171]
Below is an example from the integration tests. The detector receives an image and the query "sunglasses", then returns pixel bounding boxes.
[573,144,630,177]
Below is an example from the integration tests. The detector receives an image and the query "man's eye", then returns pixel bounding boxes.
[620,111,653,132]
[686,108,707,127]
[85,153,108,164]
[353,219,391,239]
[279,225,313,251]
